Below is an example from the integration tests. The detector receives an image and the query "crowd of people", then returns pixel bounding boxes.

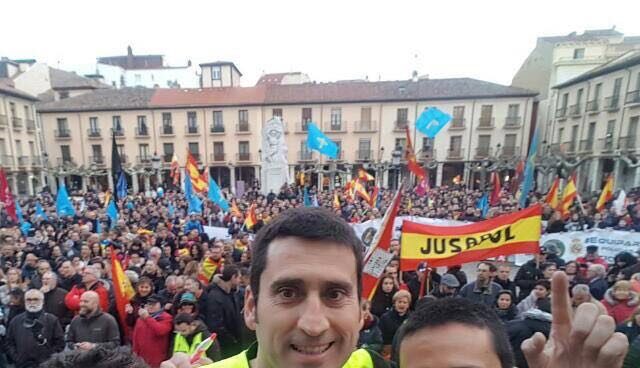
[0,180,638,368]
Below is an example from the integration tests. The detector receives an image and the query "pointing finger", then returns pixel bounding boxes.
[595,332,629,367]
[522,332,549,368]
[583,314,616,360]
[551,271,572,340]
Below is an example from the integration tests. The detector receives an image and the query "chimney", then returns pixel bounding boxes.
[127,45,133,56]
[127,45,134,69]
[411,70,419,82]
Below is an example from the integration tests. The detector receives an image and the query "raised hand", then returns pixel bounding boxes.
[522,271,629,368]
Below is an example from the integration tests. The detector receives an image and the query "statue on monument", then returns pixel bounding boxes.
[260,117,290,194]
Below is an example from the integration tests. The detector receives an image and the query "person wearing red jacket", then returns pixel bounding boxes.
[132,294,173,368]
[64,265,109,314]
[576,245,609,278]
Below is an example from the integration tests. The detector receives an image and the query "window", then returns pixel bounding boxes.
[116,144,124,157]
[211,66,221,80]
[613,78,623,98]
[477,135,491,156]
[573,48,585,59]
[57,118,68,131]
[628,117,638,148]
[213,142,225,161]
[397,108,408,123]
[238,141,250,161]
[300,141,312,160]
[139,144,150,160]
[507,104,520,117]
[504,134,517,154]
[60,145,71,162]
[9,102,16,116]
[89,117,99,133]
[561,93,569,108]
[272,108,283,118]
[594,83,602,100]
[92,145,103,162]
[112,116,122,134]
[358,139,371,160]
[137,116,148,135]
[23,106,30,120]
[576,88,584,105]
[59,91,69,99]
[422,137,434,153]
[557,127,564,144]
[134,74,142,84]
[28,141,35,156]
[302,108,312,123]
[360,107,371,123]
[162,113,172,126]
[450,136,462,151]
[238,110,249,131]
[15,140,22,156]
[188,142,200,160]
[453,106,465,118]
[212,111,224,132]
[163,143,174,161]
[330,108,342,130]
[334,140,342,159]
[187,112,197,133]
[0,139,5,156]
[586,123,596,150]
[480,105,493,126]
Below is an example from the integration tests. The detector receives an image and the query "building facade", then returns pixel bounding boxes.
[0,79,46,195]
[37,77,536,194]
[549,50,640,192]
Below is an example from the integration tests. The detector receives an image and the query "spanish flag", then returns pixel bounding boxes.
[244,203,258,229]
[545,177,560,209]
[197,257,223,285]
[369,186,380,207]
[230,199,242,218]
[110,247,135,336]
[596,175,614,212]
[186,150,208,193]
[559,174,577,218]
[405,126,426,180]
[358,169,375,182]
[353,179,371,203]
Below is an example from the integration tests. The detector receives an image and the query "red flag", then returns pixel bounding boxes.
[490,172,501,206]
[110,247,135,337]
[185,150,208,193]
[0,169,17,222]
[511,160,524,194]
[415,174,429,196]
[545,177,560,209]
[197,256,223,285]
[362,187,403,300]
[244,203,258,229]
[405,126,426,180]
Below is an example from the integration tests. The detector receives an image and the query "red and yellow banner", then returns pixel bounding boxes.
[400,205,541,270]
[110,248,135,336]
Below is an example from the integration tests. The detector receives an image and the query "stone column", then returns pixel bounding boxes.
[613,158,622,191]
[229,166,236,195]
[289,166,295,185]
[80,176,87,193]
[462,163,471,187]
[382,169,389,189]
[57,176,65,190]
[10,174,19,195]
[436,163,443,187]
[317,172,323,190]
[132,172,139,194]
[144,175,151,194]
[634,166,640,188]
[27,174,35,196]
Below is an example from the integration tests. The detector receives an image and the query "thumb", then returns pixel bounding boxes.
[522,332,549,368]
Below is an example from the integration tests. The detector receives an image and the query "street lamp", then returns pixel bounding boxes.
[151,152,162,186]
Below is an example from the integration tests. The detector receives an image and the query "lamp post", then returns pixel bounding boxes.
[390,145,403,190]
[151,152,162,187]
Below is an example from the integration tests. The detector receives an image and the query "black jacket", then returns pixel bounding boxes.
[379,309,409,345]
[494,277,517,297]
[515,260,544,301]
[44,287,72,327]
[589,277,608,300]
[358,315,384,353]
[58,273,82,291]
[370,288,395,318]
[205,284,242,358]
[66,310,120,349]
[5,311,64,368]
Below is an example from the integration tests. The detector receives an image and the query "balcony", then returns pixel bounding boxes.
[160,125,175,136]
[604,96,620,111]
[626,90,640,105]
[504,116,522,128]
[136,127,150,137]
[477,117,495,129]
[295,121,311,134]
[354,120,377,132]
[12,117,23,130]
[325,121,347,133]
[89,155,106,165]
[56,157,75,166]
[555,107,567,119]
[569,104,582,117]
[210,124,225,134]
[474,146,493,159]
[185,125,199,135]
[598,137,615,152]
[393,120,409,132]
[210,153,226,162]
[163,154,173,163]
[0,115,7,128]
[298,151,314,162]
[446,148,465,160]
[236,153,251,162]
[26,119,36,132]
[112,128,125,138]
[586,100,599,113]
[449,118,466,130]
[0,155,13,166]
[137,155,152,165]
[618,136,638,151]
[236,122,250,134]
[356,150,374,161]
[30,156,42,167]
[327,150,344,161]
[17,156,28,167]
[87,128,101,139]
[579,139,594,153]
[54,129,71,139]
[420,149,436,160]
[500,146,520,157]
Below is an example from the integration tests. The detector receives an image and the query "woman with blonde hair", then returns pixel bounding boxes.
[379,289,411,358]
[603,280,640,324]
[0,267,26,306]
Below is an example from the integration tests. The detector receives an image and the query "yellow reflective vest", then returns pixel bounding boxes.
[173,332,204,355]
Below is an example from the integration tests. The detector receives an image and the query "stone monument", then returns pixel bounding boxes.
[260,117,290,194]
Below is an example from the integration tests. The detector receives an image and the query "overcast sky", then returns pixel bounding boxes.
[2,0,639,87]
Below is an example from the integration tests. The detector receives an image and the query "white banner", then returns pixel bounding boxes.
[203,226,232,241]
[352,216,468,247]
[514,229,640,265]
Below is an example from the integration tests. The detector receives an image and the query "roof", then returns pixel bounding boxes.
[0,79,38,101]
[256,72,304,85]
[97,55,165,70]
[49,67,111,90]
[553,50,640,89]
[199,61,243,76]
[540,29,625,44]
[37,87,155,112]
[38,77,537,112]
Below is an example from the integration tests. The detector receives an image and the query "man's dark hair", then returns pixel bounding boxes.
[174,312,196,325]
[397,298,514,368]
[478,261,494,270]
[41,346,148,368]
[250,207,363,301]
[220,263,239,282]
[535,279,551,291]
[541,262,556,271]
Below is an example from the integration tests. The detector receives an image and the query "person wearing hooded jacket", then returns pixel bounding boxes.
[608,252,638,284]
[131,294,173,368]
[170,312,222,362]
[358,300,383,353]
[602,280,640,324]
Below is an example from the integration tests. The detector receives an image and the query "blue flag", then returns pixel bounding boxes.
[168,202,175,217]
[519,127,539,208]
[208,176,230,212]
[107,199,118,228]
[116,172,128,199]
[15,201,24,223]
[35,202,49,220]
[184,174,202,214]
[96,220,102,234]
[416,107,452,138]
[477,193,489,218]
[303,187,312,207]
[56,185,76,217]
[307,122,338,159]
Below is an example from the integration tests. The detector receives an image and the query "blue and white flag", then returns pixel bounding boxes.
[477,193,489,218]
[96,220,102,234]
[416,107,452,138]
[15,201,24,223]
[185,174,202,214]
[56,185,76,217]
[307,122,338,159]
[208,176,230,212]
[116,172,128,199]
[35,202,49,220]
[519,127,540,208]
[168,202,175,217]
[303,187,312,207]
[106,199,118,228]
